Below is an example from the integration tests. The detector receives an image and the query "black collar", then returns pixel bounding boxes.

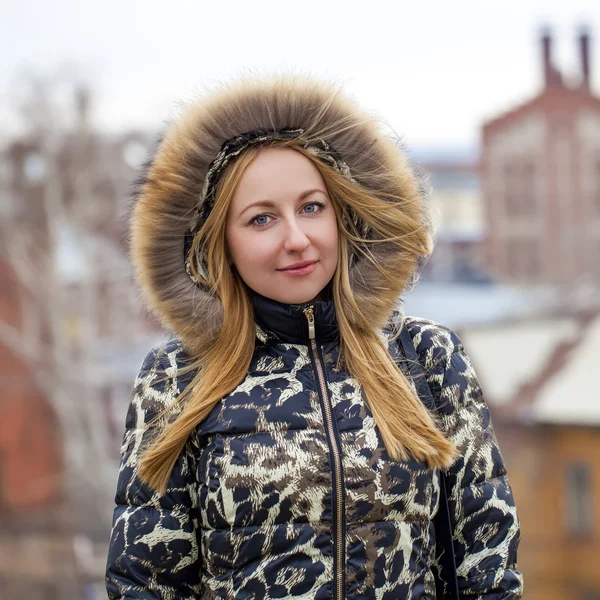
[252,294,339,344]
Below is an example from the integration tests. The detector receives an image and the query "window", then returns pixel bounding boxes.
[596,160,600,215]
[523,239,540,279]
[506,242,520,278]
[504,163,517,217]
[504,160,537,218]
[521,163,536,216]
[565,462,593,536]
[506,239,540,280]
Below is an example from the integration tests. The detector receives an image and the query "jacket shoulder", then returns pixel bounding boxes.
[141,337,189,371]
[124,338,194,433]
[403,316,464,367]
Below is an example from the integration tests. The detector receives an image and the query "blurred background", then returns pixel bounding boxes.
[1,1,599,598]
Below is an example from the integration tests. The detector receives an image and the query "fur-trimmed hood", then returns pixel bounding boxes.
[129,74,430,349]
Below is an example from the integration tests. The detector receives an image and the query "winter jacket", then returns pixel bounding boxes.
[105,75,522,599]
[106,297,522,599]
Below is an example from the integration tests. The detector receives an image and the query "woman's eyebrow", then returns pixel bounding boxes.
[239,200,277,217]
[298,187,327,200]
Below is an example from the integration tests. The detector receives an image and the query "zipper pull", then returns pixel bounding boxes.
[303,306,315,340]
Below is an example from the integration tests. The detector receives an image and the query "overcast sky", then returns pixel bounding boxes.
[2,0,598,152]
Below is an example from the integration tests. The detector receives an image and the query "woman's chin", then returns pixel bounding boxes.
[257,286,327,306]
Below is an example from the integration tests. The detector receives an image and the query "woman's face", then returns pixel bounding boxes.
[225,147,339,305]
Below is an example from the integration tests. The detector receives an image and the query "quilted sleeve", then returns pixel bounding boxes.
[105,346,202,599]
[438,331,524,599]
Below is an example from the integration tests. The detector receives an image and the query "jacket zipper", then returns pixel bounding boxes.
[303,306,344,600]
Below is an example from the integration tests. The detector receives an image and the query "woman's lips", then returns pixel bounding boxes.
[277,261,318,276]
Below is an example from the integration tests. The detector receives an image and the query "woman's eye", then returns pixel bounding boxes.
[251,214,271,226]
[303,202,324,214]
[249,202,324,227]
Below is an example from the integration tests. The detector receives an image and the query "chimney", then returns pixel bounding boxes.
[541,27,554,88]
[578,27,591,90]
[540,26,564,88]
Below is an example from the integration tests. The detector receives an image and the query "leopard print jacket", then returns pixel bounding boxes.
[106,299,523,599]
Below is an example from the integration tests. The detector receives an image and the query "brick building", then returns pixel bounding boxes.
[0,259,62,514]
[481,28,600,286]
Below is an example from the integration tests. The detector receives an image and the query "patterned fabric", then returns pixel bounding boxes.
[184,128,369,288]
[106,298,522,599]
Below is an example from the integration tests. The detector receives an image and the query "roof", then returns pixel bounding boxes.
[406,279,600,426]
[457,308,600,426]
[459,318,579,406]
[482,84,600,139]
[533,314,600,425]
[403,281,558,330]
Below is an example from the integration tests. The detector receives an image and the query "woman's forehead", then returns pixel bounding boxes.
[232,148,327,204]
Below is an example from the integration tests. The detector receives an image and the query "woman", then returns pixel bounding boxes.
[106,75,523,599]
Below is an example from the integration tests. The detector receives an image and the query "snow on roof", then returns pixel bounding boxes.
[459,318,579,406]
[533,315,600,425]
[403,281,558,330]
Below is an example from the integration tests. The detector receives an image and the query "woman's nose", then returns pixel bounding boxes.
[283,219,310,252]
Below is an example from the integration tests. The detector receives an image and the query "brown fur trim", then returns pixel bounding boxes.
[130,74,428,348]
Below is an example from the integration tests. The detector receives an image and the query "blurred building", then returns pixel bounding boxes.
[482,28,600,286]
[0,90,164,598]
[410,26,600,600]
[0,257,62,510]
[418,158,491,284]
[460,306,600,600]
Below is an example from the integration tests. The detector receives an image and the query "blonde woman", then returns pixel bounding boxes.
[105,76,523,599]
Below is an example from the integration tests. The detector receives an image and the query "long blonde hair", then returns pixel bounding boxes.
[138,138,456,494]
